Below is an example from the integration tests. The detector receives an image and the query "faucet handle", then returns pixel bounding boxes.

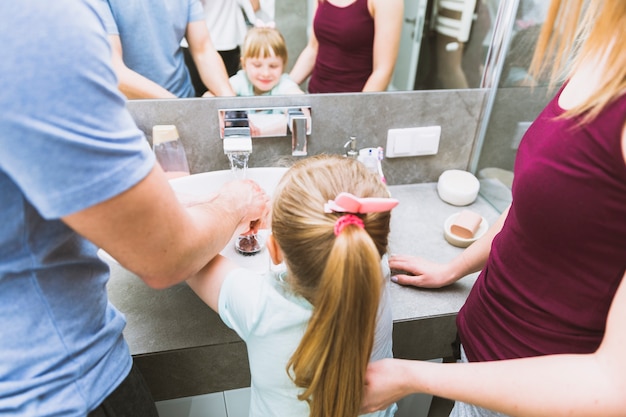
[288,108,308,156]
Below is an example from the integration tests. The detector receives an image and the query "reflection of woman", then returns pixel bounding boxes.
[289,0,403,93]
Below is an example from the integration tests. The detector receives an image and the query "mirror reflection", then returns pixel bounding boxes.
[287,0,404,93]
[208,0,504,94]
[219,106,312,139]
[115,0,515,100]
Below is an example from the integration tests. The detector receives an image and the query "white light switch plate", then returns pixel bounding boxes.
[386,126,441,158]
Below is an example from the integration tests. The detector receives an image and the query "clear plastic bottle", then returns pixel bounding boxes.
[152,125,190,180]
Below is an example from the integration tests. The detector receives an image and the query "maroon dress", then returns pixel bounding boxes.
[308,0,374,93]
[458,85,626,362]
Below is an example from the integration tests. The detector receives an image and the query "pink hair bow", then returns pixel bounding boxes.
[324,192,399,214]
[254,19,276,29]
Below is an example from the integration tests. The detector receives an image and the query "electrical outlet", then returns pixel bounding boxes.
[386,126,441,158]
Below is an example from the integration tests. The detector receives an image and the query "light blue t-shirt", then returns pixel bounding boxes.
[98,0,205,98]
[229,70,302,96]
[219,262,397,417]
[0,1,155,415]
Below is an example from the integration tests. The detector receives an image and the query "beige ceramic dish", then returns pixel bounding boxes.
[443,212,489,248]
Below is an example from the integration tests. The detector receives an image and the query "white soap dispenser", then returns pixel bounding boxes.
[152,125,190,180]
[358,147,386,183]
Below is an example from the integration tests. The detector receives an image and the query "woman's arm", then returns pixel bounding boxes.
[361,0,403,92]
[363,269,626,417]
[108,35,177,99]
[289,2,318,86]
[390,205,510,288]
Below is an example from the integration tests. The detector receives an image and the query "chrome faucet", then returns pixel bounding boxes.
[223,110,252,153]
[223,110,252,177]
[288,108,308,156]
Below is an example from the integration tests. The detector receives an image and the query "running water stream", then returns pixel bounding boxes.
[227,151,261,256]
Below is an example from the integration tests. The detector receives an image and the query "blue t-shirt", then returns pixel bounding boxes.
[98,0,205,98]
[0,1,155,415]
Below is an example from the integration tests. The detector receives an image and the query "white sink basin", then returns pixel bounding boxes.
[100,167,289,273]
[169,167,288,200]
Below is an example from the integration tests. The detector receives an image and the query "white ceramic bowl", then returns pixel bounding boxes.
[443,212,488,248]
[437,169,480,206]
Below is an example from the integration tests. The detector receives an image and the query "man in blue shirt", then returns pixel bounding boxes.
[0,1,268,415]
[99,0,236,98]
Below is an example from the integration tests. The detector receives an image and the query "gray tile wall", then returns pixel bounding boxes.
[127,89,488,186]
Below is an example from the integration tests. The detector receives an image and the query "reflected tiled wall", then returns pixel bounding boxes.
[127,89,487,186]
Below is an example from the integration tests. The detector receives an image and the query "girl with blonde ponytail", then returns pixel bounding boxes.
[188,154,399,417]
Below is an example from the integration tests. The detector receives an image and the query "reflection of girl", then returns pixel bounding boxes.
[290,0,403,93]
[229,24,304,96]
[187,155,399,417]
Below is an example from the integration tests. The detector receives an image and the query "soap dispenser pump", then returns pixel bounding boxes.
[344,136,358,159]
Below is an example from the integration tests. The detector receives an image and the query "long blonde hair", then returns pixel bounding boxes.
[529,0,626,121]
[271,155,392,417]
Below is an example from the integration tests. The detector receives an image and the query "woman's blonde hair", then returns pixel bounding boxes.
[271,155,392,417]
[241,26,288,65]
[529,0,626,121]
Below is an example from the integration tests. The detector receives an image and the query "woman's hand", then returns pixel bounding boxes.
[389,255,458,288]
[361,359,418,414]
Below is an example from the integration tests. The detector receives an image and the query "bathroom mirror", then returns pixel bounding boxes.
[219,106,312,139]
[259,0,503,91]
[128,0,516,100]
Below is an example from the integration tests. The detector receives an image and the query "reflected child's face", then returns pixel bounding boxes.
[242,54,284,95]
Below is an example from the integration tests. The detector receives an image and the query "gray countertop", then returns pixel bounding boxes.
[106,182,501,401]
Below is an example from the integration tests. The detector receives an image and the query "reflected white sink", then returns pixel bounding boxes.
[99,167,289,273]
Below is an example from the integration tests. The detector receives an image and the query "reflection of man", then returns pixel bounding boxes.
[98,0,235,99]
